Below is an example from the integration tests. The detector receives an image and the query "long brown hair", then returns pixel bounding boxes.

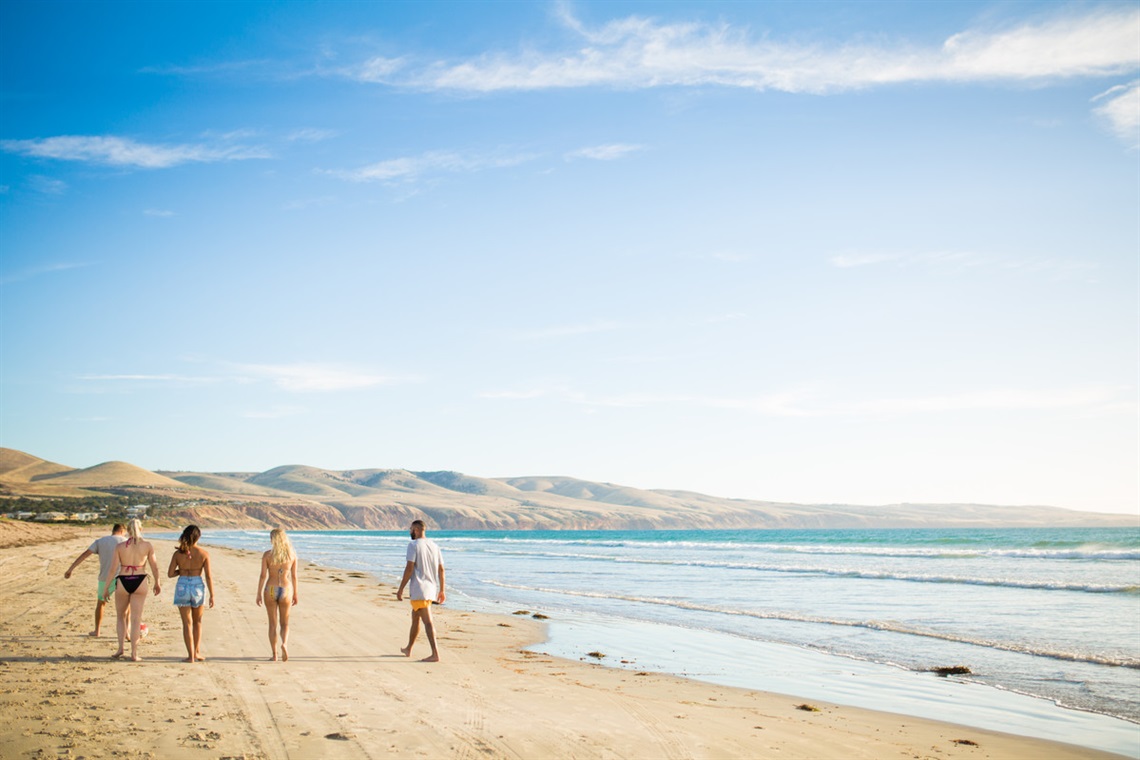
[178,525,201,554]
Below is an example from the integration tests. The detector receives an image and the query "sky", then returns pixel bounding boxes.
[1,1,1137,515]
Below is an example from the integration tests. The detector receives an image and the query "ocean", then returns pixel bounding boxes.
[194,526,1140,756]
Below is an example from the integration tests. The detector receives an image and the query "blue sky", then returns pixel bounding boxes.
[2,1,1137,514]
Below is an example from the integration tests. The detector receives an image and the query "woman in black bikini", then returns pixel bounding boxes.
[103,519,161,661]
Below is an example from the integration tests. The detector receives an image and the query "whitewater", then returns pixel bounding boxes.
[196,526,1140,756]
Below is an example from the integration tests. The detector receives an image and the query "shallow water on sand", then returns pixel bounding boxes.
[199,527,1140,756]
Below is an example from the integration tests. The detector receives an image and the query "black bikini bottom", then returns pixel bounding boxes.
[119,574,146,594]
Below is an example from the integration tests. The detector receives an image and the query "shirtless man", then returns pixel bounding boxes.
[396,520,445,662]
[63,524,125,637]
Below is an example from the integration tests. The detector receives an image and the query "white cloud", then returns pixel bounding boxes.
[327,149,538,183]
[350,6,1139,94]
[144,209,175,217]
[286,127,340,143]
[233,362,397,392]
[565,143,644,161]
[0,135,271,168]
[1093,80,1140,147]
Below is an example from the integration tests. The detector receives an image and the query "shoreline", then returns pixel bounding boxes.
[0,523,1131,759]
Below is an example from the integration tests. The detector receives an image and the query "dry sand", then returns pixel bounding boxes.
[0,521,1125,759]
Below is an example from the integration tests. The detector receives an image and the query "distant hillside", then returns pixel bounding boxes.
[1,447,1135,530]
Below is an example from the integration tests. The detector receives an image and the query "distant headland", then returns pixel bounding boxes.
[1,447,1134,530]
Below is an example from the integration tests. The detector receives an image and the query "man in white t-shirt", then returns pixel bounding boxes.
[64,524,126,637]
[396,519,446,662]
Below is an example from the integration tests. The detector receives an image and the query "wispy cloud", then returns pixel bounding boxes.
[565,143,644,161]
[75,360,413,394]
[1093,80,1140,148]
[144,209,175,217]
[231,362,400,392]
[0,261,94,285]
[286,127,340,143]
[325,149,538,183]
[344,6,1139,94]
[0,135,271,169]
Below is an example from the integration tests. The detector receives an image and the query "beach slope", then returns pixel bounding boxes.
[0,525,1124,759]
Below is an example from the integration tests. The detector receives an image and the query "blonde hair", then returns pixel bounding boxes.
[269,528,295,565]
[126,518,143,542]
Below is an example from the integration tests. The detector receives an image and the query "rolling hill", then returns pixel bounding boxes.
[1,447,1135,530]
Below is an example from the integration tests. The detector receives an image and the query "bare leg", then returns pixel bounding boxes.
[401,608,422,657]
[277,600,291,661]
[127,587,148,661]
[263,592,279,660]
[420,606,440,662]
[191,606,205,661]
[112,588,129,657]
[179,606,195,661]
[91,599,105,637]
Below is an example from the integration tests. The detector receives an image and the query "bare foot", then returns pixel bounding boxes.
[131,654,142,662]
[196,654,206,662]
[281,645,288,662]
[270,653,278,662]
[88,630,99,637]
[110,650,124,659]
[400,646,412,657]
[420,654,440,662]
[182,657,195,663]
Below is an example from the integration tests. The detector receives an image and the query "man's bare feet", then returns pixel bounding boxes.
[420,655,440,662]
[400,646,414,657]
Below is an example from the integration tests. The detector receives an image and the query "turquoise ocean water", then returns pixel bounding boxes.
[197,527,1140,755]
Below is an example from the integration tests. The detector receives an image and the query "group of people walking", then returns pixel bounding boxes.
[64,518,446,662]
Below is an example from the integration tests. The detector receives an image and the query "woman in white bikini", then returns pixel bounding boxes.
[103,519,161,661]
[168,525,214,663]
[255,528,299,661]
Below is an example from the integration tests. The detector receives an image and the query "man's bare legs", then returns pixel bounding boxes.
[401,606,440,662]
[90,599,106,637]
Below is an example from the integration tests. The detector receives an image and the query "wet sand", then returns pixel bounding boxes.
[0,521,1125,759]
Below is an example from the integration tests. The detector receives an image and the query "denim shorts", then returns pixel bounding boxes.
[173,575,206,608]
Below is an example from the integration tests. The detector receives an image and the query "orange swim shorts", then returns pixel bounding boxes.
[410,599,433,611]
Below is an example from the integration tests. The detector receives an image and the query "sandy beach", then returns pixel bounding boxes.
[0,521,1126,759]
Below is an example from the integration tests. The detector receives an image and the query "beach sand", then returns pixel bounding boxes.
[0,522,1124,759]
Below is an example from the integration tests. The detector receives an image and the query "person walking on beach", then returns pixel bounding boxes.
[103,519,160,661]
[168,525,214,663]
[63,523,126,637]
[396,519,445,662]
[256,527,298,662]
